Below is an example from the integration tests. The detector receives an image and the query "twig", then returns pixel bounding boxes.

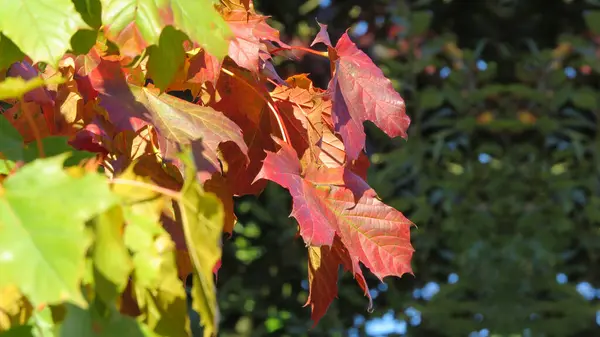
[270,46,329,58]
[23,104,45,158]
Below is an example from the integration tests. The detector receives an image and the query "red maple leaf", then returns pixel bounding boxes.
[212,66,280,195]
[271,75,325,162]
[257,137,414,279]
[89,57,248,180]
[271,74,370,178]
[254,137,336,246]
[187,49,222,85]
[311,22,333,48]
[69,116,111,155]
[89,58,149,131]
[328,32,411,160]
[224,9,288,73]
[305,236,372,325]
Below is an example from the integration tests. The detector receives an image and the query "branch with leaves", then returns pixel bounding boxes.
[0,1,414,336]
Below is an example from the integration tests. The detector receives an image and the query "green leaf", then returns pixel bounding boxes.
[551,84,573,110]
[70,30,98,55]
[419,87,445,110]
[59,303,148,337]
[410,11,433,36]
[0,116,24,161]
[90,207,132,303]
[101,0,169,53]
[572,88,598,110]
[0,76,65,101]
[584,10,600,35]
[130,234,188,337]
[0,325,35,337]
[100,0,230,59]
[0,160,15,175]
[147,26,187,91]
[170,0,230,59]
[0,34,24,71]
[23,136,95,166]
[28,305,55,337]
[73,0,103,28]
[0,155,118,307]
[178,151,224,337]
[115,167,189,337]
[0,0,89,66]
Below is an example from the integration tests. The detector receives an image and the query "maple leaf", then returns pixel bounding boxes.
[220,0,252,11]
[131,86,249,178]
[69,116,111,155]
[3,62,63,134]
[72,52,101,103]
[257,138,414,280]
[146,26,188,91]
[271,74,369,176]
[2,101,51,143]
[328,32,411,160]
[101,0,231,60]
[178,150,225,337]
[305,236,372,325]
[204,173,237,234]
[0,154,118,307]
[187,49,222,86]
[305,243,339,324]
[114,166,189,337]
[212,66,280,195]
[90,207,133,304]
[254,137,336,246]
[89,58,148,131]
[7,62,53,105]
[311,22,333,48]
[0,0,89,66]
[0,33,24,71]
[271,74,326,163]
[89,58,248,180]
[222,9,288,72]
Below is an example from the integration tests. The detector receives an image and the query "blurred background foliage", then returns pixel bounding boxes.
[214,0,600,336]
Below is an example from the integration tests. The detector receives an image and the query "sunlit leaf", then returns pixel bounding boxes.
[0,285,33,331]
[256,139,413,320]
[0,0,89,65]
[0,155,118,307]
[178,151,224,337]
[328,32,410,160]
[0,76,65,101]
[101,0,230,59]
[90,207,132,303]
[114,166,189,337]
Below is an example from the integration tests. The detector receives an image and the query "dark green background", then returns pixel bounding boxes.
[214,0,600,336]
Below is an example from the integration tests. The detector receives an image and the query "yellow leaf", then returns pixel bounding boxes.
[178,150,224,337]
[0,76,64,100]
[0,285,33,331]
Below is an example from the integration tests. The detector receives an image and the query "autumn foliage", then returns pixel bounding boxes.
[0,0,414,336]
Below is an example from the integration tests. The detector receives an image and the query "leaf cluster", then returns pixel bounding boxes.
[0,0,415,336]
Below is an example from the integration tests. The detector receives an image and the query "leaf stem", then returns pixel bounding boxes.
[270,46,329,58]
[109,178,181,200]
[23,104,45,158]
[220,68,290,144]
